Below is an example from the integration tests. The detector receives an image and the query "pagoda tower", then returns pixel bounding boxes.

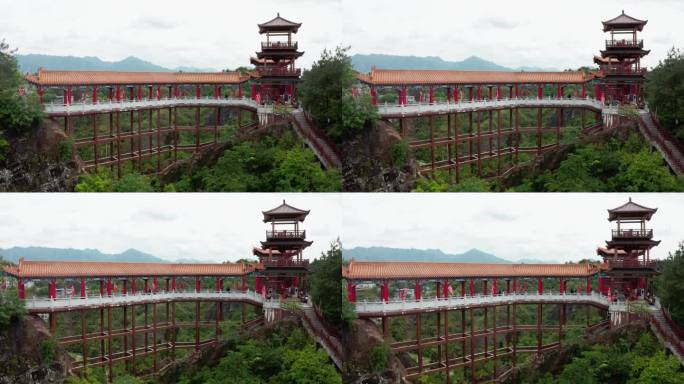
[594,11,650,106]
[253,200,312,298]
[250,14,304,105]
[597,198,660,302]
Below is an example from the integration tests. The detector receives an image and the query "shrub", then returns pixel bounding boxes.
[369,343,390,372]
[40,337,58,365]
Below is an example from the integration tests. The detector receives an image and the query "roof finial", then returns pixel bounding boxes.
[629,197,632,202]
[277,12,280,17]
[283,199,286,204]
[622,9,625,14]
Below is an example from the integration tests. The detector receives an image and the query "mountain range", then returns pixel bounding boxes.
[16,54,219,74]
[351,54,559,73]
[16,53,557,75]
[343,246,553,264]
[0,246,210,264]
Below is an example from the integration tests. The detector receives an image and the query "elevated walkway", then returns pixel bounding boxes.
[24,290,267,313]
[42,97,259,116]
[375,97,604,118]
[295,301,345,370]
[638,111,684,175]
[291,109,343,169]
[648,300,684,365]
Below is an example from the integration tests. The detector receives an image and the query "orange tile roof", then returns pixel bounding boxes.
[3,259,254,279]
[357,68,595,86]
[342,261,600,280]
[25,69,249,86]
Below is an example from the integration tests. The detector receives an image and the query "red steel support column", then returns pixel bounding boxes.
[415,280,421,300]
[18,278,25,299]
[537,278,543,294]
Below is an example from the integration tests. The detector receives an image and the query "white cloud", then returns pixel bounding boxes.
[1,0,680,70]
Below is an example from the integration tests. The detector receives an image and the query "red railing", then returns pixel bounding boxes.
[602,67,647,76]
[257,68,301,77]
[651,308,684,358]
[298,306,344,361]
[291,112,342,168]
[261,259,310,267]
[605,39,644,49]
[266,230,306,239]
[607,259,657,269]
[261,41,298,50]
[612,229,653,238]
[646,112,684,173]
[303,111,343,162]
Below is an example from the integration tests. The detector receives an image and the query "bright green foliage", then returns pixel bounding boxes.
[413,171,492,192]
[0,288,26,333]
[657,242,684,326]
[646,47,684,142]
[369,343,390,372]
[300,46,377,144]
[174,132,340,192]
[309,240,344,328]
[391,141,409,168]
[40,338,58,365]
[512,134,684,192]
[75,172,154,192]
[177,327,340,384]
[0,39,43,134]
[636,352,684,384]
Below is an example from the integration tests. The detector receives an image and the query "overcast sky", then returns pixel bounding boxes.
[342,194,683,263]
[2,0,681,71]
[0,194,342,263]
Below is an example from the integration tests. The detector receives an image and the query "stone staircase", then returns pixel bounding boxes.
[291,110,343,170]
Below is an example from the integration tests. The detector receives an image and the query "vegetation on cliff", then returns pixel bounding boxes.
[657,242,684,327]
[647,47,684,142]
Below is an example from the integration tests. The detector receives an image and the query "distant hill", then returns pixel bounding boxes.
[343,246,556,264]
[0,246,192,264]
[16,54,218,74]
[351,53,558,73]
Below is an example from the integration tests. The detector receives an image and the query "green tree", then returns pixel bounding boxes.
[300,46,377,144]
[647,47,684,142]
[0,287,26,333]
[0,39,43,134]
[656,242,684,326]
[309,240,343,328]
[636,351,684,384]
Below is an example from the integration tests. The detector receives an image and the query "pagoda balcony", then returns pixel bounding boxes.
[605,39,644,49]
[266,230,306,240]
[261,41,298,50]
[601,67,647,76]
[257,68,302,77]
[261,259,310,268]
[606,259,657,269]
[611,229,653,239]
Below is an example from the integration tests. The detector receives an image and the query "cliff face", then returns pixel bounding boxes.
[342,319,408,384]
[342,121,417,192]
[0,315,69,384]
[0,119,80,192]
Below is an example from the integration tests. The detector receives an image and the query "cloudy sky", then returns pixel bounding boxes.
[0,194,342,263]
[2,0,681,71]
[342,194,683,263]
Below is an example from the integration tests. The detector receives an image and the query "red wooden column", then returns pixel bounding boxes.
[468,87,473,102]
[196,85,201,99]
[492,279,498,295]
[586,277,591,294]
[477,85,482,101]
[99,280,104,297]
[157,85,161,100]
[347,280,356,302]
[107,278,112,297]
[513,278,517,293]
[237,83,243,98]
[428,86,434,104]
[153,277,158,294]
[454,86,459,103]
[557,84,562,99]
[123,279,127,295]
[131,279,137,295]
[18,278,25,299]
[148,86,153,100]
[598,277,605,295]
[460,280,466,297]
[80,278,86,298]
[436,281,441,299]
[515,85,519,98]
[446,87,452,103]
[67,86,73,105]
[255,276,262,294]
[594,83,600,100]
[381,281,389,302]
[443,280,449,297]
[414,280,421,301]
[560,278,565,294]
[215,277,221,292]
[482,279,488,296]
[48,279,56,299]
[469,279,475,296]
[37,86,43,104]
[250,84,256,101]
[241,276,246,292]
[537,84,543,99]
[506,279,511,295]
[509,85,514,99]
[496,85,501,100]
[214,86,219,100]
[370,86,377,106]
[537,278,543,294]
[137,85,142,101]
[195,277,201,293]
[171,277,176,292]
[116,86,121,102]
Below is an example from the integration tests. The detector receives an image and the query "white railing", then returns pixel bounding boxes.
[376,96,604,117]
[355,291,621,314]
[24,289,268,311]
[43,96,259,115]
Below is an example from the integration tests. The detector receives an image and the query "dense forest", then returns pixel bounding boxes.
[647,47,684,143]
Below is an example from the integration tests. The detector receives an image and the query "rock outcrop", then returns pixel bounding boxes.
[342,319,408,384]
